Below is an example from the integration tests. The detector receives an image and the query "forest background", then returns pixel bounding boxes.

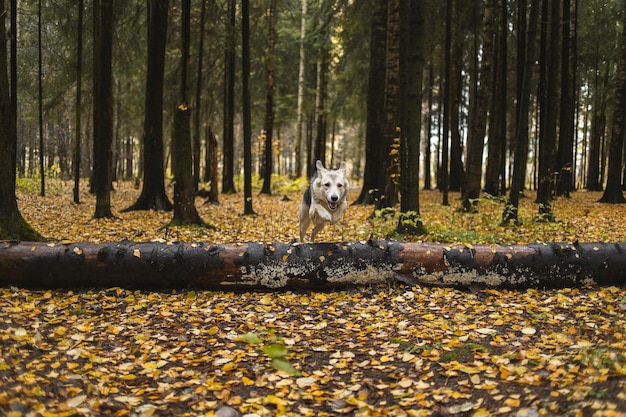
[2,2,626,416]
[1,0,626,239]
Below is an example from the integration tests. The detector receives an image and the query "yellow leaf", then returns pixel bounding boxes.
[504,397,521,407]
[66,395,87,408]
[133,249,141,258]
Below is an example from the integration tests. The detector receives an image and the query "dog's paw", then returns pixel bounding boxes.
[319,211,332,222]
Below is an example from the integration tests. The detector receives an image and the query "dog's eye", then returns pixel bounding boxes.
[324,183,331,187]
[337,184,343,188]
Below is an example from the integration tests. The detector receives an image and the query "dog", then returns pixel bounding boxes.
[299,160,350,242]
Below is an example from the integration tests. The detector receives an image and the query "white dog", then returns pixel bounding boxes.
[299,160,350,242]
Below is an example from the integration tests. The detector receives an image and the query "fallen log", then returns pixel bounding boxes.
[0,240,624,290]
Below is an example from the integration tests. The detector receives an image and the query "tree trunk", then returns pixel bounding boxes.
[586,63,606,191]
[441,0,452,206]
[536,0,559,221]
[378,0,401,209]
[241,0,255,215]
[354,0,387,205]
[2,240,625,290]
[73,0,84,204]
[312,58,328,175]
[38,0,45,197]
[449,0,465,193]
[556,0,574,197]
[171,0,204,226]
[462,0,496,212]
[204,125,219,204]
[503,0,540,225]
[193,0,207,194]
[222,0,236,194]
[92,0,115,219]
[123,0,172,213]
[424,64,433,190]
[484,0,507,197]
[0,0,43,241]
[260,0,276,195]
[599,1,626,204]
[397,0,424,236]
[295,0,307,178]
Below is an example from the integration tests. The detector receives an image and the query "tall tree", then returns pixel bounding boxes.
[503,0,540,225]
[295,0,308,178]
[73,0,84,204]
[586,61,608,191]
[38,0,45,197]
[556,0,574,196]
[0,0,42,240]
[397,0,425,235]
[354,0,388,205]
[423,64,433,190]
[260,0,276,195]
[171,0,204,225]
[241,0,254,215]
[536,0,560,221]
[599,0,626,204]
[92,0,115,219]
[449,0,465,193]
[379,0,401,209]
[204,125,219,203]
[441,0,452,206]
[222,0,236,194]
[193,0,207,193]
[461,0,496,212]
[124,0,172,213]
[484,0,507,197]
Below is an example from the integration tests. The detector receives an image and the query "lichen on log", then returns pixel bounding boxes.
[0,240,624,290]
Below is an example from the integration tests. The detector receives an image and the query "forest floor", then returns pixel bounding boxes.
[1,178,626,416]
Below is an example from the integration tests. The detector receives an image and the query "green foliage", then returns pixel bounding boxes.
[396,210,425,236]
[237,329,300,376]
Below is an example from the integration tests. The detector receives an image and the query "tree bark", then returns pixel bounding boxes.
[599,0,626,204]
[449,0,465,193]
[377,0,400,209]
[536,0,560,220]
[0,0,43,241]
[354,0,387,205]
[397,0,424,236]
[222,0,236,194]
[556,0,574,197]
[92,0,115,219]
[260,0,276,195]
[295,0,307,178]
[171,0,204,225]
[1,240,625,290]
[503,0,540,225]
[462,0,495,212]
[73,0,84,204]
[123,0,172,213]
[441,0,452,206]
[241,0,255,215]
[484,0,507,197]
[193,0,207,194]
[203,125,219,204]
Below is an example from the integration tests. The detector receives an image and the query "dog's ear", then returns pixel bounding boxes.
[316,160,326,173]
[338,161,346,172]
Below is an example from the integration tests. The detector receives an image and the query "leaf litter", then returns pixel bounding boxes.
[0,179,624,416]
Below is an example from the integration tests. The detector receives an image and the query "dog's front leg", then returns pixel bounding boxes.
[311,205,332,222]
[310,222,325,242]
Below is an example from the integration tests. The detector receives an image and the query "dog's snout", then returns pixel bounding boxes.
[330,195,339,202]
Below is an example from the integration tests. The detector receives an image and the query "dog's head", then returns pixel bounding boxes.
[313,160,349,211]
